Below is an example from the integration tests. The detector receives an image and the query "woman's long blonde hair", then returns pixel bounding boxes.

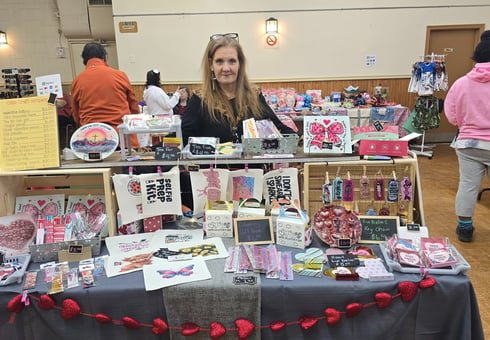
[200,36,263,125]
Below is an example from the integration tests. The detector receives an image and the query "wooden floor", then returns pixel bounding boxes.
[416,143,490,338]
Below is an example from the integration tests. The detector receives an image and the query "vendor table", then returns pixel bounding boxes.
[0,240,484,340]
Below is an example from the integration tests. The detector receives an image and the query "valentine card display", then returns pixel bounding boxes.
[139,167,182,216]
[190,168,230,215]
[303,116,352,154]
[66,195,106,233]
[312,205,362,248]
[263,167,301,209]
[142,258,211,291]
[15,194,64,222]
[227,168,264,202]
[70,122,118,161]
[0,213,36,256]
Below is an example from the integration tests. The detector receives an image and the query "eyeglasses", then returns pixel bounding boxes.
[209,33,239,42]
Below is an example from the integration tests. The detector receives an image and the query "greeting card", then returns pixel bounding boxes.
[104,251,154,278]
[15,194,64,222]
[303,116,352,153]
[0,213,36,256]
[151,229,204,245]
[104,232,161,257]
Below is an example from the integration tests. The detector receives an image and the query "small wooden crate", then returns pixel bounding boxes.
[303,154,423,225]
[0,168,118,236]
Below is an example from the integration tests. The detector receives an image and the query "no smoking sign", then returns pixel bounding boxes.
[265,34,279,48]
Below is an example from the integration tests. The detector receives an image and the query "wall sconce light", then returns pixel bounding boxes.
[0,31,7,45]
[265,17,278,34]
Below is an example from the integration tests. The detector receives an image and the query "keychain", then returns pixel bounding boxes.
[374,171,384,201]
[366,201,376,216]
[322,171,333,204]
[378,200,390,216]
[332,168,343,201]
[401,176,413,201]
[342,171,354,202]
[387,171,400,202]
[359,165,370,199]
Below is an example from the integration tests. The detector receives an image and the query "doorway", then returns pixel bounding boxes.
[424,24,484,142]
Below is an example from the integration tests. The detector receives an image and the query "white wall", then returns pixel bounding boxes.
[0,0,489,85]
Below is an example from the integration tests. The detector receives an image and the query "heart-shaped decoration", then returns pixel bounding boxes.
[0,218,36,250]
[398,281,418,302]
[37,200,46,207]
[295,248,325,264]
[291,264,323,277]
[375,292,393,308]
[38,294,55,310]
[324,308,341,325]
[87,199,95,206]
[419,276,436,289]
[345,303,363,317]
[7,294,24,313]
[299,316,318,329]
[235,318,255,339]
[151,318,168,335]
[209,321,226,339]
[60,299,81,320]
[270,321,286,331]
[122,316,141,329]
[95,314,112,323]
[182,322,200,336]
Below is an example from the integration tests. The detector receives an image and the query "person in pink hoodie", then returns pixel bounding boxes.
[444,31,490,242]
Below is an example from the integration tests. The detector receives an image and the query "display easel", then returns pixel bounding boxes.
[409,130,435,159]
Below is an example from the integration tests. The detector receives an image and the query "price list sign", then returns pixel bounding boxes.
[0,96,60,171]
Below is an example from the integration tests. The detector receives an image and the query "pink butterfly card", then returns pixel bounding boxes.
[15,194,65,223]
[303,116,352,153]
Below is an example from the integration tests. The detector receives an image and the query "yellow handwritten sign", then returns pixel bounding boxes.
[0,96,60,171]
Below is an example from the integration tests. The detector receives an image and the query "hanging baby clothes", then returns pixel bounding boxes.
[408,55,448,95]
[411,95,442,131]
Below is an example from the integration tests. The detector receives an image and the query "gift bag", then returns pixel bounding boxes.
[227,168,264,202]
[112,174,151,225]
[263,167,301,210]
[139,167,182,217]
[190,168,229,215]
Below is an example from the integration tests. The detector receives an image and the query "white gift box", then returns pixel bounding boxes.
[237,198,266,218]
[205,200,234,238]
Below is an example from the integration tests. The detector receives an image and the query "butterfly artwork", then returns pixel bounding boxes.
[15,194,64,223]
[66,195,106,227]
[143,258,211,290]
[303,116,352,154]
[157,264,195,279]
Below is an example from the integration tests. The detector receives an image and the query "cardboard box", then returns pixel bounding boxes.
[359,140,408,157]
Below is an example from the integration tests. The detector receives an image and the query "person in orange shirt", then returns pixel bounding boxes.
[71,42,140,147]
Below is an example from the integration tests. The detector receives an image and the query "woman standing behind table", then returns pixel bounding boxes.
[182,33,296,145]
[444,31,490,242]
[173,86,191,115]
[143,69,185,115]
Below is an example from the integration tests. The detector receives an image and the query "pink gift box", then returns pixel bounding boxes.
[359,140,408,157]
[143,216,163,233]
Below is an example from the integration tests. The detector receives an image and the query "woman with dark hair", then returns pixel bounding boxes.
[444,30,490,242]
[143,69,185,115]
[182,33,296,145]
[173,86,191,115]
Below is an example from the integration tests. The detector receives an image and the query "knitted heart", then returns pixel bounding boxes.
[38,294,55,310]
[7,294,24,313]
[151,318,168,335]
[398,281,418,302]
[60,299,80,320]
[419,277,436,289]
[235,318,255,339]
[182,322,200,336]
[270,321,286,332]
[209,321,226,339]
[0,218,36,250]
[345,303,363,317]
[375,292,393,308]
[324,308,341,325]
[95,314,112,323]
[122,316,141,329]
[299,316,318,329]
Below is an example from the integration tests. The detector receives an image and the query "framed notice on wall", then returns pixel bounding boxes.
[0,96,60,171]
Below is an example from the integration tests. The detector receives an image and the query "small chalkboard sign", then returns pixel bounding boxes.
[327,254,360,268]
[189,143,216,155]
[155,146,179,160]
[262,138,280,150]
[373,120,384,131]
[234,217,274,245]
[322,141,334,150]
[359,216,400,243]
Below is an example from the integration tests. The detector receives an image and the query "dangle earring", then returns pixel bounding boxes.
[211,70,216,91]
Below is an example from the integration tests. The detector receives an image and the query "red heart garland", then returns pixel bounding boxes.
[60,299,81,320]
[398,281,418,302]
[151,318,169,335]
[95,314,112,323]
[38,294,55,310]
[324,308,341,325]
[182,322,201,336]
[7,294,24,313]
[374,293,393,309]
[299,316,318,329]
[345,303,363,318]
[209,321,226,339]
[235,318,255,339]
[270,321,286,331]
[419,277,437,289]
[122,316,141,329]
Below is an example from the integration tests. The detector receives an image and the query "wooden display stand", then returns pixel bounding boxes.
[303,152,424,225]
[0,168,118,236]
